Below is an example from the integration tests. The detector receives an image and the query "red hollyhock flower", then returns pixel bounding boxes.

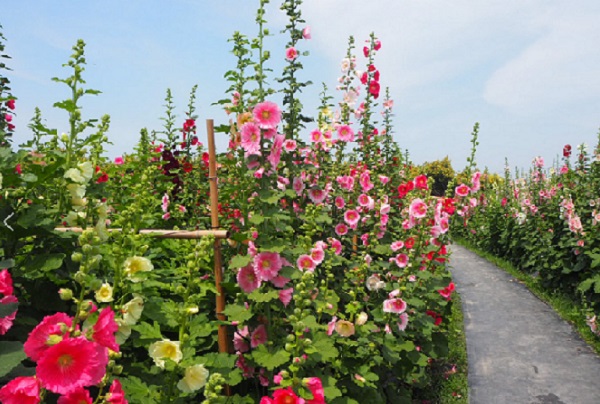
[0,376,41,404]
[414,174,428,190]
[360,71,368,85]
[182,161,193,173]
[369,81,380,99]
[405,237,415,249]
[106,379,128,404]
[24,312,74,362]
[363,46,369,57]
[96,173,109,183]
[374,40,382,50]
[92,307,119,352]
[563,144,571,158]
[6,99,16,110]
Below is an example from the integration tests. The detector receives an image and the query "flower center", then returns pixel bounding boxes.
[261,110,271,120]
[58,354,73,369]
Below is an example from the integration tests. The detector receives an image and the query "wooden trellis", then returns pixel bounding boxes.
[56,119,232,356]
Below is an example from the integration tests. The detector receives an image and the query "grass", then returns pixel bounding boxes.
[455,237,600,355]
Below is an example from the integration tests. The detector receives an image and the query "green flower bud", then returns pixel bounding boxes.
[58,288,73,301]
[71,252,83,263]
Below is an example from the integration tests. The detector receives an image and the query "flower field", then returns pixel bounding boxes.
[0,2,525,404]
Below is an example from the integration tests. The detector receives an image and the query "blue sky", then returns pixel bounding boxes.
[3,0,600,174]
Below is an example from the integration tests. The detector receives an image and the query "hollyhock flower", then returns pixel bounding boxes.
[57,387,92,404]
[363,46,369,57]
[0,269,13,296]
[383,298,407,314]
[409,198,427,219]
[37,337,108,395]
[302,26,311,39]
[237,264,261,293]
[6,99,16,110]
[148,339,182,368]
[308,188,327,204]
[358,193,373,208]
[305,377,325,404]
[292,177,305,196]
[233,326,250,353]
[123,256,153,282]
[335,223,348,236]
[251,324,268,348]
[355,312,368,326]
[337,124,355,142]
[455,184,470,197]
[96,173,109,183]
[121,295,144,326]
[365,274,385,291]
[369,80,380,98]
[270,275,290,288]
[563,144,572,157]
[310,247,325,265]
[359,171,374,192]
[24,312,74,362]
[329,238,342,255]
[297,255,316,272]
[398,312,409,331]
[285,47,298,61]
[393,253,409,268]
[426,310,443,326]
[254,252,283,282]
[241,122,261,153]
[0,295,18,335]
[0,376,41,404]
[253,101,282,129]
[327,316,338,336]
[92,307,119,352]
[414,174,428,190]
[279,288,294,307]
[95,282,114,303]
[106,379,127,404]
[177,364,210,393]
[283,139,297,152]
[344,209,360,227]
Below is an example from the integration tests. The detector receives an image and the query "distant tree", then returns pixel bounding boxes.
[415,156,455,197]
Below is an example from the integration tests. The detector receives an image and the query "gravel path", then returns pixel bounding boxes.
[449,244,600,404]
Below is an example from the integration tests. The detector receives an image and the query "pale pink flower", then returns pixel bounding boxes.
[297,255,316,272]
[358,193,373,208]
[397,313,409,331]
[233,326,249,353]
[308,188,327,204]
[283,139,297,152]
[302,26,311,39]
[409,198,427,219]
[161,193,169,213]
[253,101,281,129]
[293,177,305,196]
[267,134,285,168]
[237,264,261,293]
[327,316,338,336]
[285,47,298,61]
[254,252,283,281]
[335,223,348,237]
[263,127,277,140]
[279,288,294,307]
[270,275,290,288]
[37,337,108,395]
[359,172,374,192]
[337,125,354,142]
[391,241,404,251]
[383,298,407,314]
[0,295,18,335]
[344,209,360,227]
[335,196,345,209]
[240,122,261,153]
[251,325,267,348]
[379,175,390,184]
[311,247,325,264]
[336,175,355,191]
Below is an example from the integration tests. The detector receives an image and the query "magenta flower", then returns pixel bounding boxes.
[114,156,124,165]
[279,288,294,307]
[37,337,109,395]
[253,101,282,130]
[383,298,407,314]
[237,264,262,293]
[335,196,345,209]
[455,184,470,197]
[24,312,74,362]
[337,124,355,142]
[0,295,18,335]
[0,269,13,296]
[297,255,316,272]
[92,307,120,352]
[285,47,298,61]
[254,252,283,282]
[251,324,268,348]
[106,379,128,404]
[393,253,409,268]
[57,387,93,404]
[0,376,41,404]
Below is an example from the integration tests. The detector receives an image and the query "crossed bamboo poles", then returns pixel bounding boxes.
[55,120,232,357]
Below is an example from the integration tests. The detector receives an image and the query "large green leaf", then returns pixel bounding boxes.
[0,341,26,378]
[0,301,18,317]
[222,303,253,323]
[251,345,290,370]
[229,254,252,269]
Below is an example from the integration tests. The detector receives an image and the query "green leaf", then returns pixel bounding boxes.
[229,254,252,269]
[53,99,77,112]
[24,253,66,273]
[249,214,265,225]
[223,304,253,323]
[120,376,158,404]
[133,321,163,340]
[0,301,18,317]
[0,259,15,269]
[203,352,237,368]
[309,338,338,362]
[21,173,38,182]
[0,341,26,378]
[248,289,279,303]
[251,345,290,370]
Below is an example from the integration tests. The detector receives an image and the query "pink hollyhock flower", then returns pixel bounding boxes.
[437,282,455,301]
[310,247,325,264]
[6,99,16,110]
[414,174,428,190]
[285,47,298,61]
[253,101,282,130]
[57,387,92,404]
[327,316,338,336]
[279,288,294,307]
[455,184,470,197]
[379,175,390,185]
[297,255,316,272]
[270,275,290,288]
[302,26,311,39]
[305,377,325,404]
[383,298,407,314]
[114,156,124,165]
[293,177,305,195]
[0,269,14,296]
[329,238,342,255]
[92,307,119,352]
[344,209,360,227]
[363,46,369,57]
[0,295,18,335]
[308,188,327,204]
[391,241,404,251]
[240,122,261,154]
[106,379,128,404]
[263,127,277,140]
[237,264,262,293]
[337,124,354,142]
[393,253,409,268]
[335,196,345,209]
[374,40,382,51]
[409,198,428,219]
[233,326,250,353]
[254,251,283,281]
[397,312,409,331]
[283,139,297,152]
[310,129,323,143]
[251,325,267,348]
[15,164,22,175]
[267,134,284,168]
[273,372,284,385]
[37,337,109,395]
[335,223,348,237]
[24,312,74,362]
[0,376,41,404]
[359,171,374,192]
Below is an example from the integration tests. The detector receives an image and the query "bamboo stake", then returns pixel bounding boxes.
[206,119,232,357]
[54,227,229,239]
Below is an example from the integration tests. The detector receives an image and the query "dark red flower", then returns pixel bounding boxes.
[563,144,571,158]
[6,99,16,110]
[369,81,380,99]
[405,237,415,249]
[96,173,109,183]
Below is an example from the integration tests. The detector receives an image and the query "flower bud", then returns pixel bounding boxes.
[58,288,73,301]
[71,252,83,263]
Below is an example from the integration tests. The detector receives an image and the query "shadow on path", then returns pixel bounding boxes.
[449,245,600,404]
